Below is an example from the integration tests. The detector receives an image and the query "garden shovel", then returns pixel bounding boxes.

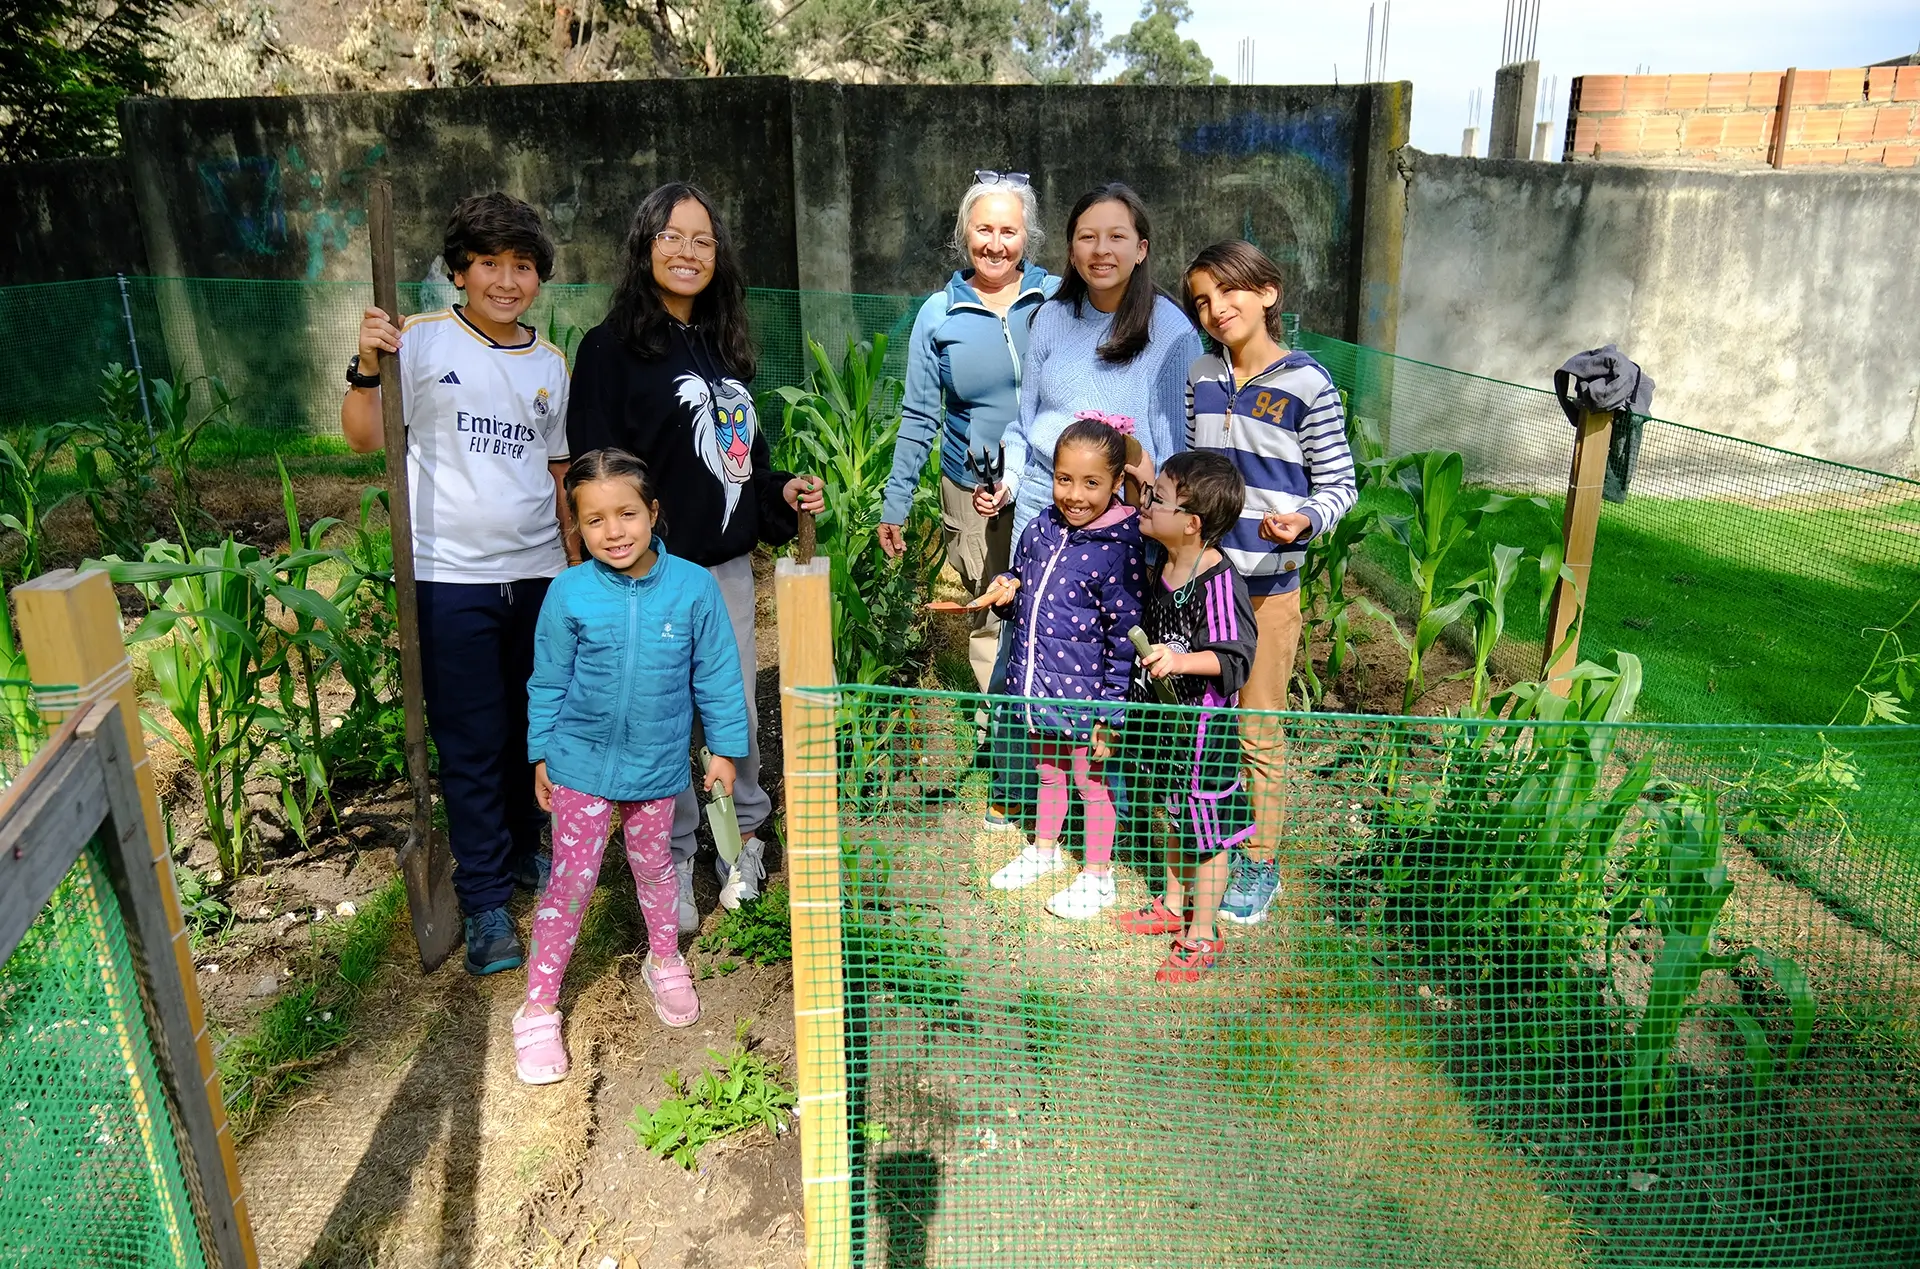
[370,180,461,973]
[700,746,744,870]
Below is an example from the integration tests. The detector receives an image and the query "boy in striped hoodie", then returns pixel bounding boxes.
[1181,241,1357,925]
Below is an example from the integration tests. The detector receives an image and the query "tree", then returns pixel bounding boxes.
[786,0,1024,83]
[1,0,179,161]
[1013,0,1105,84]
[1106,0,1224,86]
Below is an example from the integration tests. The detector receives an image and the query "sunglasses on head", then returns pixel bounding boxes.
[974,169,1031,187]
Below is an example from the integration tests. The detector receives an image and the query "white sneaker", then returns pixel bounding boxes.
[989,844,1067,891]
[674,855,698,934]
[719,836,767,911]
[1046,871,1116,920]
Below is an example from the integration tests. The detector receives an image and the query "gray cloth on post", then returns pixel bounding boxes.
[1554,345,1656,503]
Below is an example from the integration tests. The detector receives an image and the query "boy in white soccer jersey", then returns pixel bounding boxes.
[342,191,576,977]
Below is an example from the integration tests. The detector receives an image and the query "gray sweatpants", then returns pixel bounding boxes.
[671,553,767,865]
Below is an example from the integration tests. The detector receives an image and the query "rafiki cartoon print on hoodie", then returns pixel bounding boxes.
[993,500,1146,742]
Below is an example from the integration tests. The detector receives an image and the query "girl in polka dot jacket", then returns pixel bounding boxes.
[974,416,1146,920]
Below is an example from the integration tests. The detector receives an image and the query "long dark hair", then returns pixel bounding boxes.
[1053,183,1161,365]
[603,182,757,380]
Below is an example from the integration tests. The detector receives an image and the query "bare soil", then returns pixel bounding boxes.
[228,548,805,1269]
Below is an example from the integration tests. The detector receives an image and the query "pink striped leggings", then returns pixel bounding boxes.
[526,785,678,1007]
[1033,739,1114,867]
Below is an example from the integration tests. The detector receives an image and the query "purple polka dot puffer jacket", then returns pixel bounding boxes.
[992,499,1146,742]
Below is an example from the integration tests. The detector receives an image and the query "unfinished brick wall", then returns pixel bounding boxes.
[1565,66,1920,167]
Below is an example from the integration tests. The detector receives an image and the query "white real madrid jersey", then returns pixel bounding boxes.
[396,308,571,584]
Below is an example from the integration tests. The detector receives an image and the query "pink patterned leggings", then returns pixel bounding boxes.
[526,785,678,1007]
[1033,739,1115,868]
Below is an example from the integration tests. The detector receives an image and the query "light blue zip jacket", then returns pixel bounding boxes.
[880,262,1061,524]
[526,545,748,802]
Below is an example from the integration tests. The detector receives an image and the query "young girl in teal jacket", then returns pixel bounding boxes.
[514,448,750,1085]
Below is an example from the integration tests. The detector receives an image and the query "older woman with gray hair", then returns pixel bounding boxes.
[878,171,1060,699]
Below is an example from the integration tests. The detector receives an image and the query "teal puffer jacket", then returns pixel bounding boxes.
[527,546,748,802]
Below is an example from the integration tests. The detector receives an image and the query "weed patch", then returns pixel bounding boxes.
[628,1020,797,1169]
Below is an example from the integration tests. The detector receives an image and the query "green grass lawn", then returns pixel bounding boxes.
[1353,485,1920,727]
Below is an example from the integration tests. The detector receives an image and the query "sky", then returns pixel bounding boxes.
[1090,0,1920,158]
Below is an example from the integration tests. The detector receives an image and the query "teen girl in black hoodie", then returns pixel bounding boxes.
[568,182,824,930]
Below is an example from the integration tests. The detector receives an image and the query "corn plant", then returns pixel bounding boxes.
[1294,504,1380,708]
[0,424,82,581]
[1368,450,1545,713]
[156,376,234,540]
[100,535,352,877]
[74,365,160,559]
[1610,787,1816,1151]
[1358,652,1655,1070]
[774,333,943,688]
[270,461,388,844]
[1439,540,1574,716]
[0,591,42,768]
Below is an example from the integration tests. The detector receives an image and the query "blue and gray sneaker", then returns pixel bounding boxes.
[1218,855,1280,925]
[512,851,552,893]
[464,906,525,976]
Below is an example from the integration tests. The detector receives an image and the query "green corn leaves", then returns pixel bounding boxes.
[1614,790,1817,1154]
[92,510,372,878]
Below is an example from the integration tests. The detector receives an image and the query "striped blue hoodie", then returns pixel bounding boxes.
[1186,350,1358,597]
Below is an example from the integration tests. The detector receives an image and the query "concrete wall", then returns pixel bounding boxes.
[0,158,148,284]
[1566,66,1920,168]
[108,78,1404,335]
[1395,150,1920,475]
[793,82,1405,344]
[119,78,800,288]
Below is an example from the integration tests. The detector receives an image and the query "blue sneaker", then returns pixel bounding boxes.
[512,851,552,893]
[464,907,524,976]
[1218,856,1280,925]
[982,805,1016,832]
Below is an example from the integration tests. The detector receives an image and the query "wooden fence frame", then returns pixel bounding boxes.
[0,698,255,1268]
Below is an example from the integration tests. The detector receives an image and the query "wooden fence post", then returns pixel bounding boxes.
[14,568,258,1268]
[1542,410,1611,689]
[777,555,850,1269]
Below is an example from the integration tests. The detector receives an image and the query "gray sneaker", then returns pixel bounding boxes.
[674,855,699,934]
[718,836,767,911]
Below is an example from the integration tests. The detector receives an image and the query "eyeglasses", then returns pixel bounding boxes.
[1141,486,1192,515]
[974,169,1031,188]
[653,230,719,260]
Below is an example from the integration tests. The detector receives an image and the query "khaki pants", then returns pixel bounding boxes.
[940,475,1014,695]
[1238,588,1302,864]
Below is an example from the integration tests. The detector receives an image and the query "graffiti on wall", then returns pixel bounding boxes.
[1181,110,1352,299]
[199,143,387,278]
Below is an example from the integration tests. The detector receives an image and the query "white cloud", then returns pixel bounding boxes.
[1091,1,1918,157]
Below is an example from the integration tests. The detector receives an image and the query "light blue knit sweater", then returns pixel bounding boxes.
[1001,293,1203,537]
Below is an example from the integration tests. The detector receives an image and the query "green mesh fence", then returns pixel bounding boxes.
[1298,333,1920,728]
[0,679,209,1269]
[807,684,1920,1269]
[2,277,1913,729]
[0,277,920,445]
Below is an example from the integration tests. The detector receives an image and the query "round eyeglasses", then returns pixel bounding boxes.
[654,230,719,261]
[1141,485,1192,515]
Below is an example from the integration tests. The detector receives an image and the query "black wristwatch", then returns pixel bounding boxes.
[345,355,382,389]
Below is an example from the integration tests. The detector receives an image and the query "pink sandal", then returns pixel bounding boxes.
[513,1005,569,1084]
[643,954,701,1028]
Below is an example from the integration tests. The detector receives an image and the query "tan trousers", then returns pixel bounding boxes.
[940,475,1014,694]
[1238,588,1303,863]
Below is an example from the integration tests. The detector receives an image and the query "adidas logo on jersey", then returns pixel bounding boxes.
[439,371,462,385]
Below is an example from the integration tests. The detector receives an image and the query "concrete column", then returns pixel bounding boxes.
[787,81,858,361]
[1489,60,1540,159]
[1532,119,1555,160]
[1460,127,1480,158]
